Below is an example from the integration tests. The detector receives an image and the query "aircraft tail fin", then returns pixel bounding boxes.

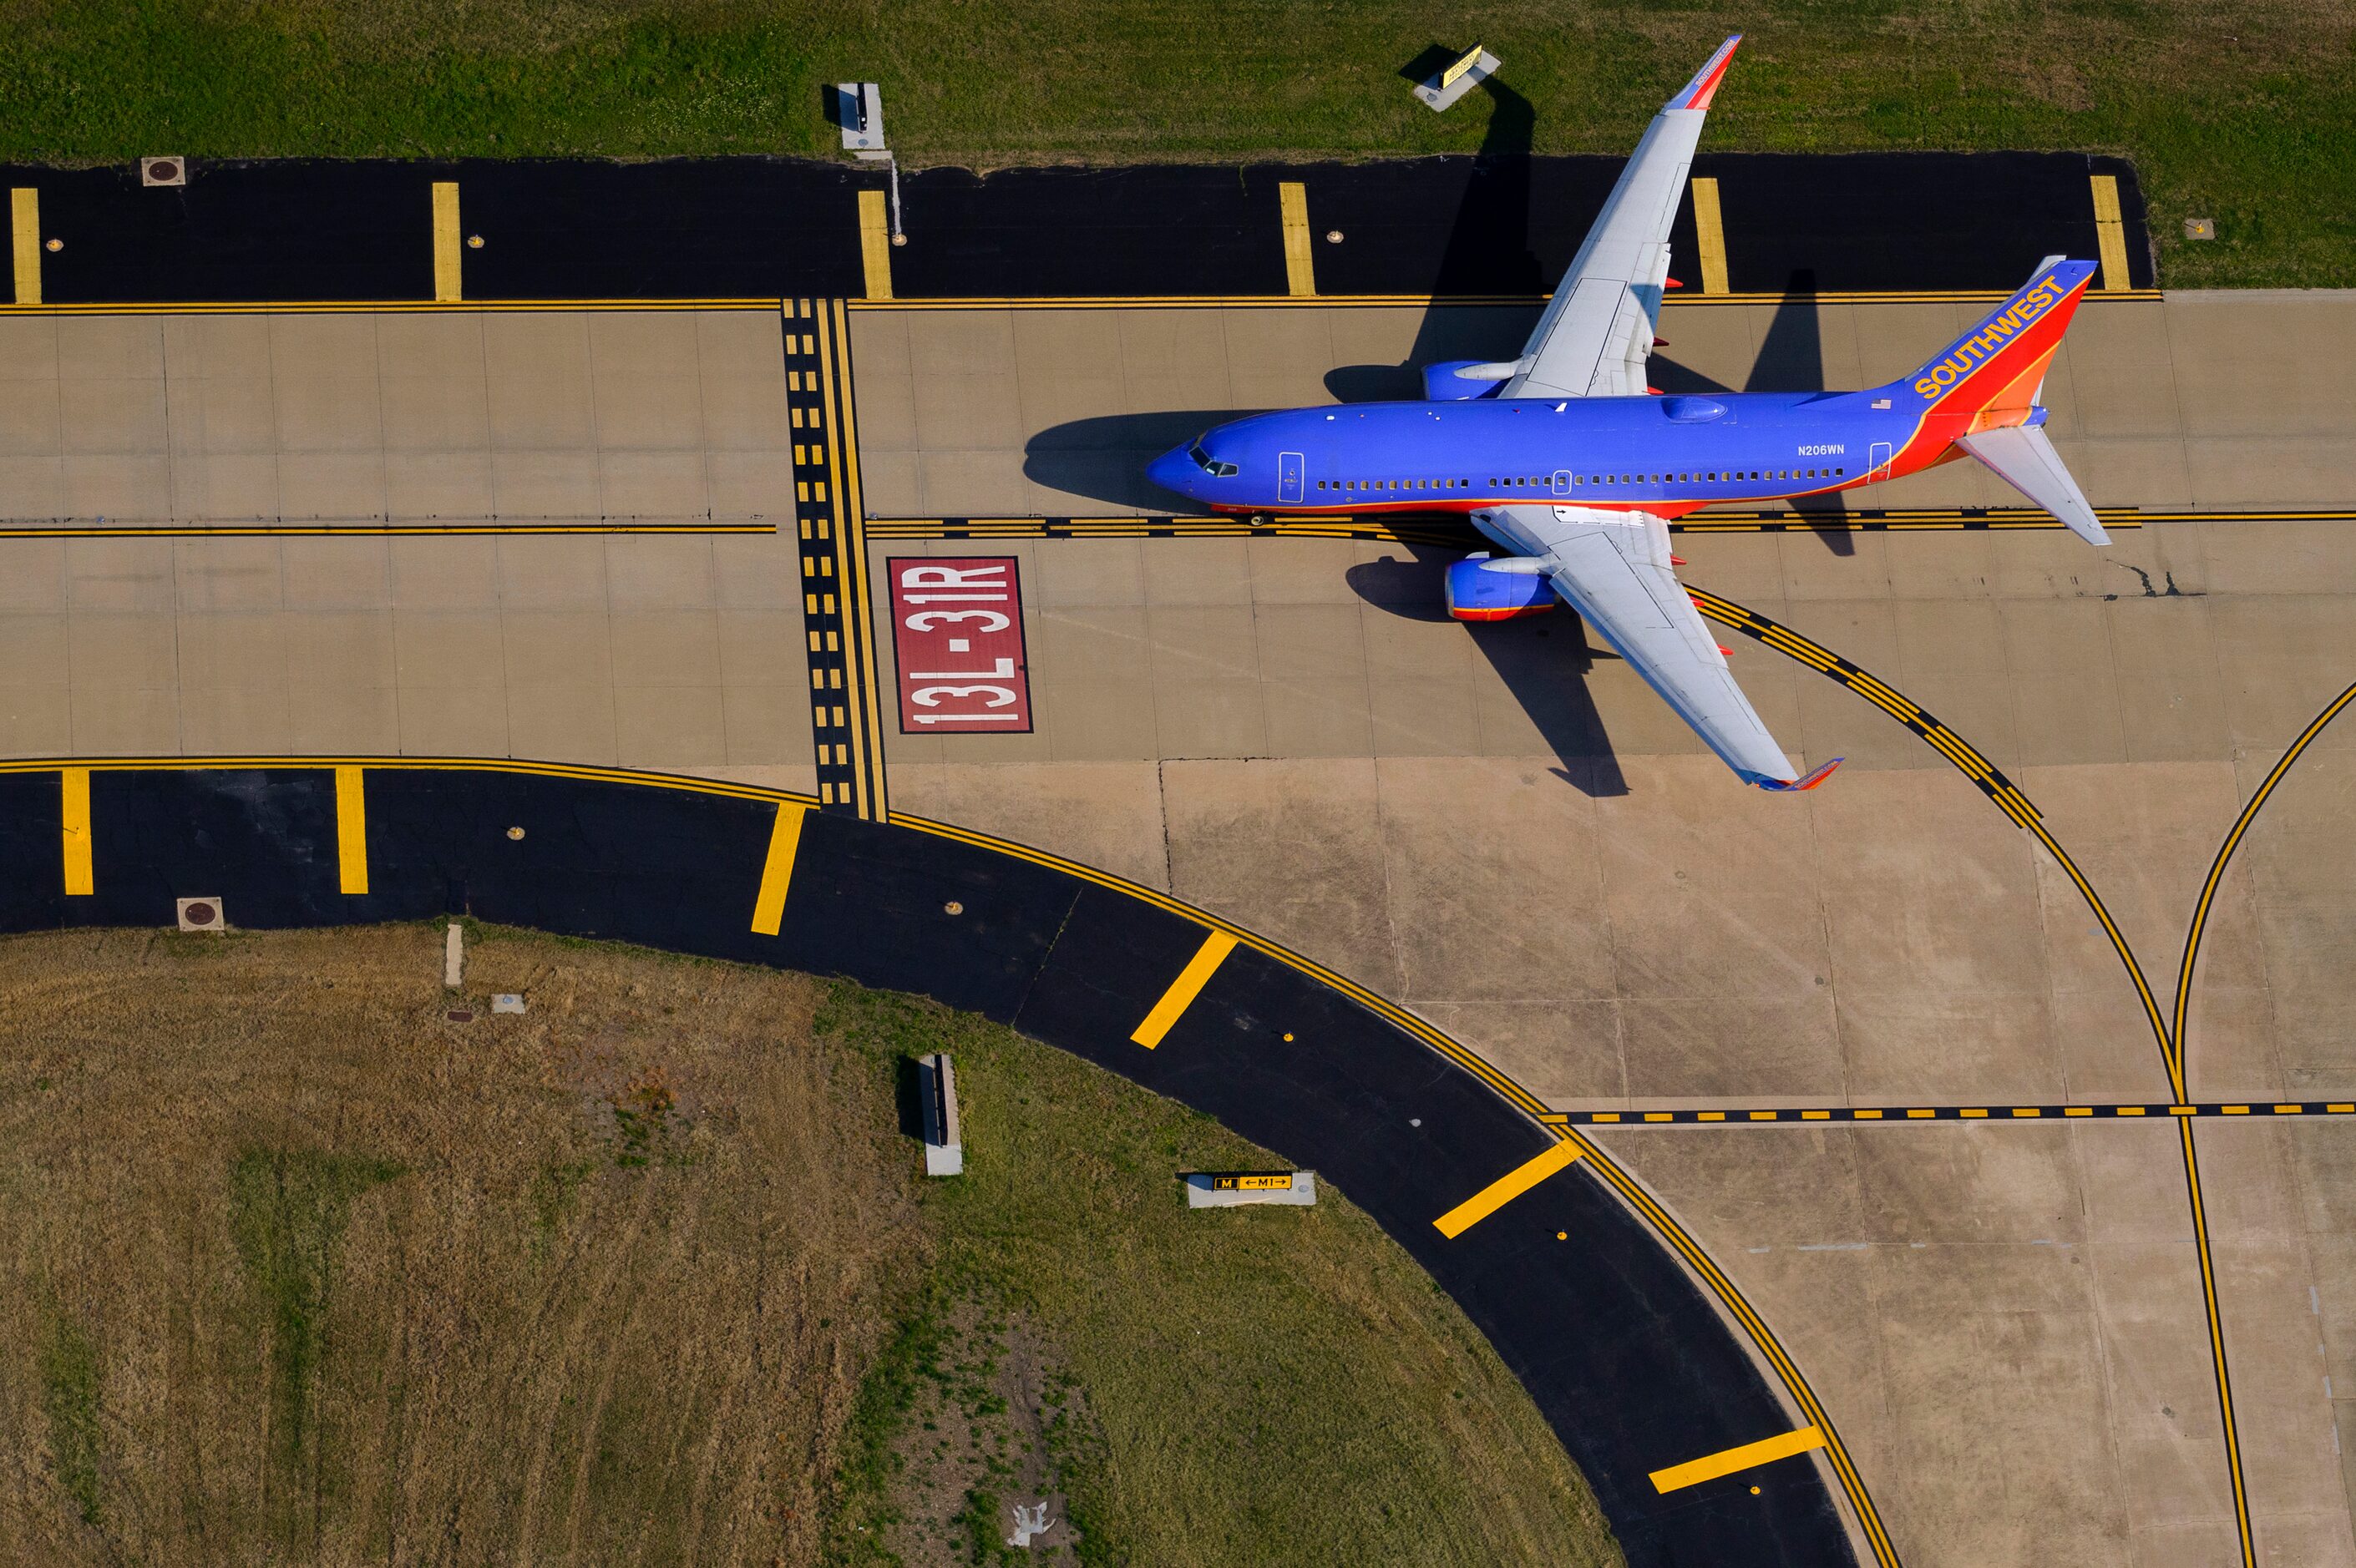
[1954,425,2111,546]
[1897,256,2097,429]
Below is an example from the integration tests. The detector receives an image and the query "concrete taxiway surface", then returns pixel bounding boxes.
[0,310,815,782]
[852,294,2356,1567]
[4,288,2356,1565]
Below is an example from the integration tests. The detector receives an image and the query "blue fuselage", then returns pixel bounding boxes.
[1144,387,1968,515]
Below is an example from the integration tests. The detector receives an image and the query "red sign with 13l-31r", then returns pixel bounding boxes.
[886,557,1033,733]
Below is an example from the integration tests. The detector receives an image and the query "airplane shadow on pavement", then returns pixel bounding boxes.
[1347,547,1632,798]
[1021,409,1264,513]
[1021,75,1857,794]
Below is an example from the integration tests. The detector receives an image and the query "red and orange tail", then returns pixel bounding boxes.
[1893,258,2097,431]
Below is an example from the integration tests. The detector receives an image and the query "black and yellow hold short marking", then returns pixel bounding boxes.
[785,300,889,819]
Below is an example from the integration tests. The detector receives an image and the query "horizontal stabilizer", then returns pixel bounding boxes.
[1953,425,2111,546]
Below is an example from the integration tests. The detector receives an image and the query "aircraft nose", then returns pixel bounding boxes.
[1146,445,1195,498]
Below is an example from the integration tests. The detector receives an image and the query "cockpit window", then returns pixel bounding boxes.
[1187,438,1239,478]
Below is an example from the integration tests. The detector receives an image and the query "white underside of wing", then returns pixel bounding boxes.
[1502,107,1704,402]
[1475,504,1796,784]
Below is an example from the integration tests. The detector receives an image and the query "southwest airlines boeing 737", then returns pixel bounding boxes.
[1146,35,2110,792]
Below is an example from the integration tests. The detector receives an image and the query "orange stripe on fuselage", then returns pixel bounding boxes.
[1877,274,2090,478]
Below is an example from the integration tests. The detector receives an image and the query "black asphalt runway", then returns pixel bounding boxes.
[1,149,2148,302]
[0,762,1858,1568]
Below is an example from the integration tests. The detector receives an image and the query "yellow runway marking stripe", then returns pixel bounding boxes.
[2090,175,2133,291]
[1690,177,1730,295]
[1650,1424,1827,1494]
[10,188,39,306]
[1433,1138,1583,1239]
[858,190,894,301]
[60,766,91,895]
[749,801,809,936]
[430,182,462,303]
[333,766,368,894]
[1279,182,1315,296]
[1130,928,1239,1049]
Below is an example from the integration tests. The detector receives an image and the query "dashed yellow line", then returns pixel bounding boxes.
[2091,175,2133,291]
[59,766,91,895]
[1432,1138,1583,1238]
[749,801,809,936]
[431,181,463,304]
[1690,177,1730,295]
[10,188,39,306]
[858,190,894,301]
[333,766,369,894]
[1279,181,1315,296]
[1130,928,1239,1050]
[1650,1424,1826,1493]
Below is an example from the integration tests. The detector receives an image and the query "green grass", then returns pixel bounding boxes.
[816,983,1617,1568]
[0,2,2352,284]
[38,1313,104,1529]
[225,1146,403,1536]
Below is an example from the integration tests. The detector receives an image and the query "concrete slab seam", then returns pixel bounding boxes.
[886,807,1895,1565]
[1695,585,2260,1568]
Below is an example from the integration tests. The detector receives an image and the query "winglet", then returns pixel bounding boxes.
[1758,756,1843,793]
[1669,36,1741,112]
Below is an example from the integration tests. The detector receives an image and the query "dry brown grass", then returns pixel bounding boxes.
[0,923,1623,1568]
[0,923,921,1566]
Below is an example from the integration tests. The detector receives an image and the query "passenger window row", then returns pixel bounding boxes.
[1314,467,1848,493]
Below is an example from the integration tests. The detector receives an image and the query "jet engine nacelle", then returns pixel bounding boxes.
[1444,554,1555,621]
[1421,360,1515,402]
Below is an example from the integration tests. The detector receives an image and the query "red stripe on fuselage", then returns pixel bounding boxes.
[1874,273,2091,481]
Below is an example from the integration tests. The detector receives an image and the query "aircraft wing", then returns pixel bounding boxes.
[1499,36,1740,402]
[1475,503,1837,790]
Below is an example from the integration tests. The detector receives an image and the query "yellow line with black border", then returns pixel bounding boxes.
[0,742,1901,1568]
[887,807,1897,1567]
[826,299,891,820]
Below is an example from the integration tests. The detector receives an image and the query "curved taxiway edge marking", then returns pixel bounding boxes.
[3,755,1862,1568]
[888,807,1898,1567]
[1690,588,2174,1072]
[2178,1119,2257,1568]
[1567,1127,1900,1568]
[2173,678,2356,1090]
[2161,679,2356,1568]
[1693,589,2257,1568]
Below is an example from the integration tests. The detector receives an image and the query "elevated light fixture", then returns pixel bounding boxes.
[835,81,904,243]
